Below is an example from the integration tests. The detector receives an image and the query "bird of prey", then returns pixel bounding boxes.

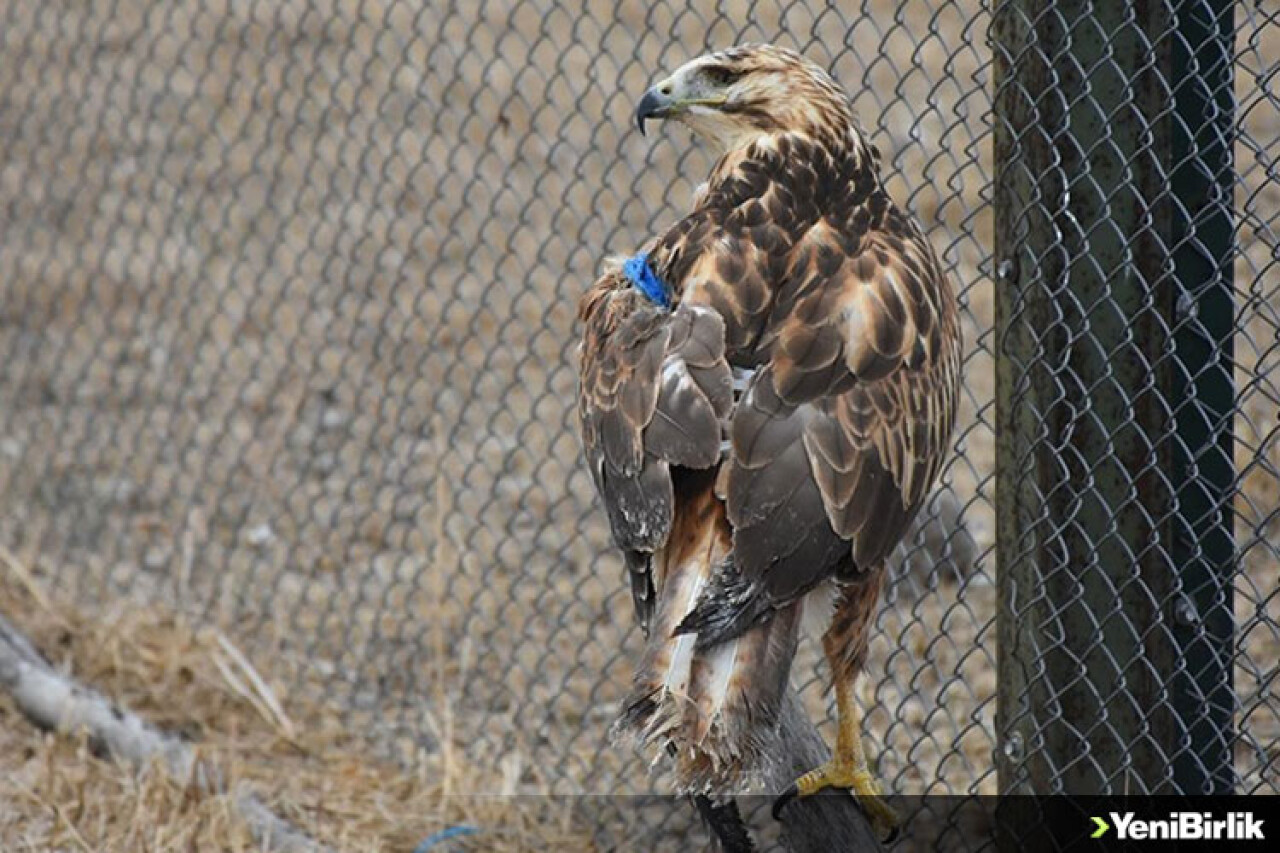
[576,44,960,839]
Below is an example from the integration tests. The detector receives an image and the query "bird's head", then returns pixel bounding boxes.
[635,44,856,152]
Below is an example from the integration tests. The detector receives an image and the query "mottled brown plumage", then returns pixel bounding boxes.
[577,44,960,797]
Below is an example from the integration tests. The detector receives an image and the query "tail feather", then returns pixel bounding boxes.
[674,554,774,649]
[615,470,800,793]
[677,603,800,790]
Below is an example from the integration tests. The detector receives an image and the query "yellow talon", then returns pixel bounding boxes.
[775,755,899,841]
[849,769,898,841]
[772,670,899,842]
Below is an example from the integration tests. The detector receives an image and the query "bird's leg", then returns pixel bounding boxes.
[773,579,897,842]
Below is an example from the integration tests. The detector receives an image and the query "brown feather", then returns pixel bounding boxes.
[578,42,961,792]
[578,268,733,626]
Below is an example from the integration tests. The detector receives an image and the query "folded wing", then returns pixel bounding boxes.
[577,266,733,632]
[719,222,961,626]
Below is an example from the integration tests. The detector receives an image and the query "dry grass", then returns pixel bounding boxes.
[0,568,603,852]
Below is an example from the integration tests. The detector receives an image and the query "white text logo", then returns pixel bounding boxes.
[1105,811,1264,841]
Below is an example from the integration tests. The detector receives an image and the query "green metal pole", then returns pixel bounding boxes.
[993,0,1236,794]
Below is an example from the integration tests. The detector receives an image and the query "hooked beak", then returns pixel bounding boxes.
[634,86,674,136]
[634,74,728,136]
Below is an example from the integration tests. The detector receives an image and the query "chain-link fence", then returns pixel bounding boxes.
[993,0,1280,801]
[0,0,1274,848]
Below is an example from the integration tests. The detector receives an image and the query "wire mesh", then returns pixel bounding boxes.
[0,0,1273,848]
[992,0,1279,800]
[1220,0,1280,797]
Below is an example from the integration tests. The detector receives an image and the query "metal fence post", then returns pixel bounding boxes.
[993,0,1236,793]
[1167,0,1237,794]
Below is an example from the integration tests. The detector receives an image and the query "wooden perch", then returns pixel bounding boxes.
[0,610,333,853]
[694,689,885,853]
[764,691,885,853]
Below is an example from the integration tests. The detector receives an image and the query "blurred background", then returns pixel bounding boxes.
[0,0,1275,850]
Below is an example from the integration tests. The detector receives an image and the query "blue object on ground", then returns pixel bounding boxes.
[413,825,479,853]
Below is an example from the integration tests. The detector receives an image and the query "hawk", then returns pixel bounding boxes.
[577,44,960,839]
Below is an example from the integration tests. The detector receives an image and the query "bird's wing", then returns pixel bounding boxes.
[722,223,960,606]
[577,267,733,630]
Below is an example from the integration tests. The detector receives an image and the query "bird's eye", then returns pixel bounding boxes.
[703,66,743,87]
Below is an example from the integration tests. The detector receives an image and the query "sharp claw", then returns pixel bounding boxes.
[771,783,799,821]
[852,793,900,844]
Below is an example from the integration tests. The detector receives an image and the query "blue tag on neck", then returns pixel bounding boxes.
[622,252,672,309]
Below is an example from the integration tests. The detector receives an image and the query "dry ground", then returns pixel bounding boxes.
[0,0,1275,848]
[0,0,1003,817]
[0,564,600,852]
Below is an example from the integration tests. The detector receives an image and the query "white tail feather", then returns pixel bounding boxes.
[661,572,705,700]
[698,636,739,737]
[615,479,801,793]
